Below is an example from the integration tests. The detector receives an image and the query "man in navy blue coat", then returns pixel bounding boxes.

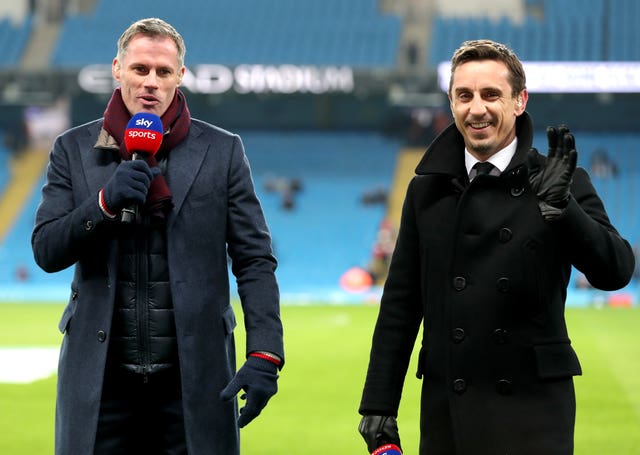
[32,18,283,455]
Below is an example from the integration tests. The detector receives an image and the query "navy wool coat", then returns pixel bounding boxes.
[32,118,284,455]
[360,113,635,454]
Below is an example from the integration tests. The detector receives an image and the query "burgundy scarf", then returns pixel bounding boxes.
[102,87,191,221]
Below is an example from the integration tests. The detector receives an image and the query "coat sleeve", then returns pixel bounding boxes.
[359,177,423,416]
[225,135,284,363]
[31,131,110,273]
[553,167,635,290]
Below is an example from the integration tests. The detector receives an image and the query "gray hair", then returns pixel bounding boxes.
[116,17,186,67]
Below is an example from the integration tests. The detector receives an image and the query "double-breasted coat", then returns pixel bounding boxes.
[359,113,635,454]
[32,118,284,455]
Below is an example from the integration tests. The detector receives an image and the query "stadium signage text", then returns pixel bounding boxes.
[438,61,640,93]
[79,64,355,95]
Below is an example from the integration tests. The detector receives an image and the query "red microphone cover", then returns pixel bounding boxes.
[124,112,163,155]
[372,444,402,455]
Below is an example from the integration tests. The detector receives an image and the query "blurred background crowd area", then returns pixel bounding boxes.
[0,0,638,305]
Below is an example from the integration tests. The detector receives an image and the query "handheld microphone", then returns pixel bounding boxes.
[121,112,163,223]
[371,444,402,455]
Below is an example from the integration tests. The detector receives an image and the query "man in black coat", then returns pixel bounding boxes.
[358,39,635,455]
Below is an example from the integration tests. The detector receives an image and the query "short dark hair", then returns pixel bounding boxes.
[449,39,526,97]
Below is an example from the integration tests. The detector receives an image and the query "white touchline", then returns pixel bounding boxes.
[0,346,59,384]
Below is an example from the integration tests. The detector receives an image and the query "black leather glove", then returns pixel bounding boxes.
[102,160,160,212]
[358,415,402,453]
[220,356,279,428]
[526,124,578,220]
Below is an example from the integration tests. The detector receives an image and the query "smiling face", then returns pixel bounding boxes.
[112,33,185,117]
[449,59,527,160]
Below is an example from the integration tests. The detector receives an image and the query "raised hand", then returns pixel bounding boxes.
[526,124,578,220]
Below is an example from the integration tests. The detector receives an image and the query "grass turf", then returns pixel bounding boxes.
[0,302,638,454]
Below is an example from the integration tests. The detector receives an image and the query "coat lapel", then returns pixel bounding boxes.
[77,121,120,284]
[165,121,207,228]
[80,121,120,195]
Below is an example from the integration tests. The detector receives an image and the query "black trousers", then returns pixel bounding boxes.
[94,366,187,455]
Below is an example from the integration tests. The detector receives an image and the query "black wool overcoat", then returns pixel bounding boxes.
[360,113,635,455]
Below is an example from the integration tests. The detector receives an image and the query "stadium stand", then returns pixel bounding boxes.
[530,131,640,293]
[0,133,10,194]
[607,0,640,61]
[50,0,401,68]
[0,132,7,162]
[0,172,62,292]
[0,15,33,67]
[0,0,638,303]
[428,0,639,65]
[239,130,399,297]
[0,129,400,301]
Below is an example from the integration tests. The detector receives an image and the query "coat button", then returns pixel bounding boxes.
[496,277,510,293]
[496,379,513,395]
[453,276,466,291]
[510,187,524,197]
[498,227,513,243]
[452,327,466,343]
[453,378,467,394]
[97,330,107,342]
[492,328,509,345]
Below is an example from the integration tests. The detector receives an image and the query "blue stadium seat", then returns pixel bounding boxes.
[238,130,399,294]
[3,130,638,300]
[0,15,33,67]
[50,0,401,69]
[0,133,10,193]
[531,130,639,249]
[0,130,400,300]
[607,0,640,60]
[428,0,638,66]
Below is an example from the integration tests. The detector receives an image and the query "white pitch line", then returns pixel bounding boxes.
[0,346,59,384]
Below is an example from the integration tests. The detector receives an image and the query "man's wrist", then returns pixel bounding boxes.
[249,351,282,367]
[538,200,565,220]
[98,189,117,219]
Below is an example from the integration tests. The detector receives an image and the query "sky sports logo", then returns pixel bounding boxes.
[124,113,163,154]
[135,117,155,128]
[127,129,158,140]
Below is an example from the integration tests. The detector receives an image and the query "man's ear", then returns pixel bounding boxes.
[515,89,528,114]
[177,66,185,86]
[112,58,121,82]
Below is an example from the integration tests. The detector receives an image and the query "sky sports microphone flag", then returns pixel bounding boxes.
[121,112,164,223]
[124,112,163,157]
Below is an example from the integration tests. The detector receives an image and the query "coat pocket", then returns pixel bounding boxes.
[58,288,79,334]
[533,338,582,380]
[222,305,237,335]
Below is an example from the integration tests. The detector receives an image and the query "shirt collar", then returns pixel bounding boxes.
[465,137,518,177]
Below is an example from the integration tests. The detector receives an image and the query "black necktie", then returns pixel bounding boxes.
[472,161,496,179]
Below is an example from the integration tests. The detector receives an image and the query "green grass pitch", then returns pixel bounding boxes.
[0,302,639,454]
